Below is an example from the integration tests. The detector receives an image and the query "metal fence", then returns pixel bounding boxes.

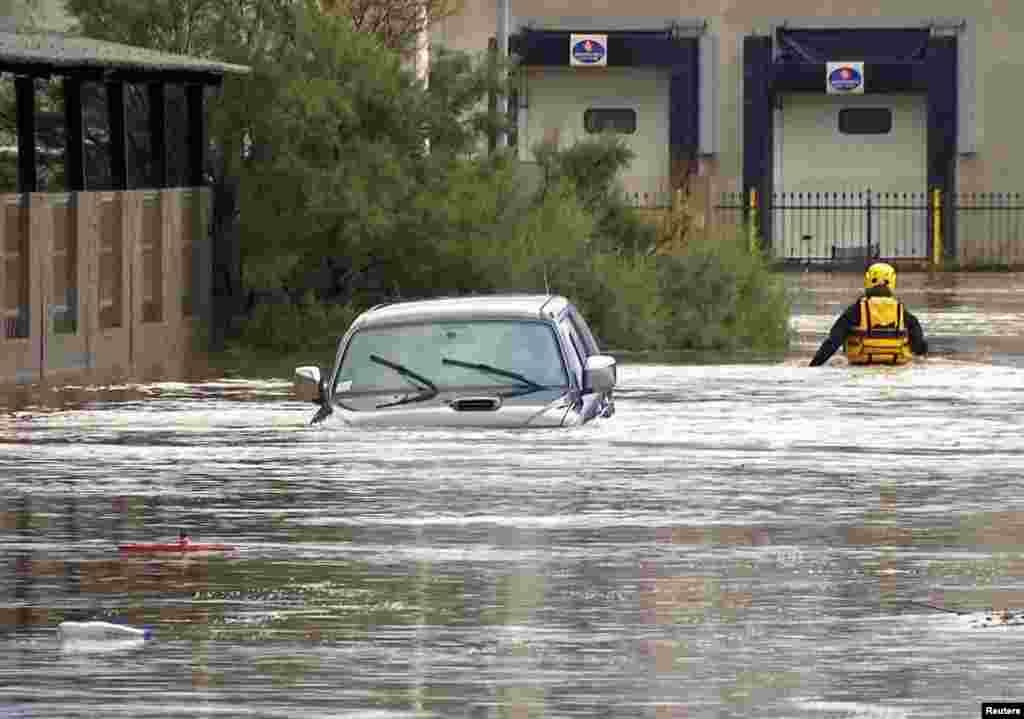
[715,190,1024,268]
[955,193,1024,268]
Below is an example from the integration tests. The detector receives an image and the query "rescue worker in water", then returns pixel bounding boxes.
[809,262,928,367]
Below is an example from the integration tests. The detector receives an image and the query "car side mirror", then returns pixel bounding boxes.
[295,366,321,385]
[583,355,616,393]
[296,366,333,424]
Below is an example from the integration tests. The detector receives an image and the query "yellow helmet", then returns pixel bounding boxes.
[864,262,896,290]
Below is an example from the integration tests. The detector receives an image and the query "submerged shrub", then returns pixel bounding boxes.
[228,223,791,358]
[656,227,792,353]
[569,252,662,350]
[227,126,791,358]
[234,293,359,353]
[533,135,658,256]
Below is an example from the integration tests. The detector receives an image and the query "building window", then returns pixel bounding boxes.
[584,108,637,135]
[838,108,892,135]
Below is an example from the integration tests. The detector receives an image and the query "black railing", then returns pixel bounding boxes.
[716,190,930,266]
[955,193,1024,268]
[715,190,1024,268]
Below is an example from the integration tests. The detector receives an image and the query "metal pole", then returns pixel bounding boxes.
[496,0,510,148]
[418,2,431,154]
[415,2,430,90]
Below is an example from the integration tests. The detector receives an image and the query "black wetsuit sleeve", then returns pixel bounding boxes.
[904,309,928,355]
[809,302,860,367]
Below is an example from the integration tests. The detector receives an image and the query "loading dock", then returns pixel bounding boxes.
[517,66,671,205]
[743,23,964,264]
[509,17,715,208]
[773,93,928,260]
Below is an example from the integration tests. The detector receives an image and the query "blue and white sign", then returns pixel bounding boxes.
[827,61,864,94]
[570,33,607,67]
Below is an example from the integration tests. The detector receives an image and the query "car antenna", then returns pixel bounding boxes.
[543,264,550,294]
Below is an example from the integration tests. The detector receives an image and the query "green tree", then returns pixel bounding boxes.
[209,4,509,295]
[61,0,513,299]
[62,0,277,58]
[533,135,657,256]
[656,229,793,353]
[59,0,792,355]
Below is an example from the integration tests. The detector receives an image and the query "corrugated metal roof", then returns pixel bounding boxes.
[0,24,250,77]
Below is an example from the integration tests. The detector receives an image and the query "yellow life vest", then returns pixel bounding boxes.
[844,296,913,365]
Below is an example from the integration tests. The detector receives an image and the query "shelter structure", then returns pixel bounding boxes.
[0,23,249,386]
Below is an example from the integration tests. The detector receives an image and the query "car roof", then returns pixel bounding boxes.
[353,294,570,328]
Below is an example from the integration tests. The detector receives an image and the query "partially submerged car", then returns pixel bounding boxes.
[294,294,616,427]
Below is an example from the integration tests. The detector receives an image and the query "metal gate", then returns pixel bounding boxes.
[715,189,937,266]
[769,189,932,264]
[716,190,1024,269]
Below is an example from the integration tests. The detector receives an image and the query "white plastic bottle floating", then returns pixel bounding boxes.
[58,620,153,642]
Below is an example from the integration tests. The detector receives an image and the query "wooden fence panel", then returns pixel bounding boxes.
[0,196,35,384]
[0,188,210,387]
[40,193,90,384]
[90,192,132,383]
[133,190,181,381]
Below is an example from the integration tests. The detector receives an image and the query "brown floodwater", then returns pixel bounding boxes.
[1,272,1023,718]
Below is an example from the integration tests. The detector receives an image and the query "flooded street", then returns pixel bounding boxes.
[2,272,1024,718]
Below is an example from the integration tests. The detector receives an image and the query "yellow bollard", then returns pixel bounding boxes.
[932,188,943,267]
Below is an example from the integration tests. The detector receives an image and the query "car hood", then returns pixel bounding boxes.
[330,387,574,428]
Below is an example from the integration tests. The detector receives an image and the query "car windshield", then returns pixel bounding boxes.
[334,320,568,394]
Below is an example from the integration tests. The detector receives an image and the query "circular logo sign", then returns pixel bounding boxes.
[572,38,606,65]
[828,65,863,92]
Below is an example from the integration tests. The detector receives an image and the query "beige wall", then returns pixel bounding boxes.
[435,0,1024,196]
[0,188,211,388]
[519,66,672,205]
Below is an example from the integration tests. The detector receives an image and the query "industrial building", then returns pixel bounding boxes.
[433,0,1022,267]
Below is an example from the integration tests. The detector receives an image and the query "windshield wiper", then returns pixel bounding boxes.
[442,357,548,394]
[370,354,439,408]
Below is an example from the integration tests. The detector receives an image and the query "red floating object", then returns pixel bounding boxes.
[118,537,237,556]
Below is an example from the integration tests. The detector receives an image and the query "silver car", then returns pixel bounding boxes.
[294,294,617,427]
